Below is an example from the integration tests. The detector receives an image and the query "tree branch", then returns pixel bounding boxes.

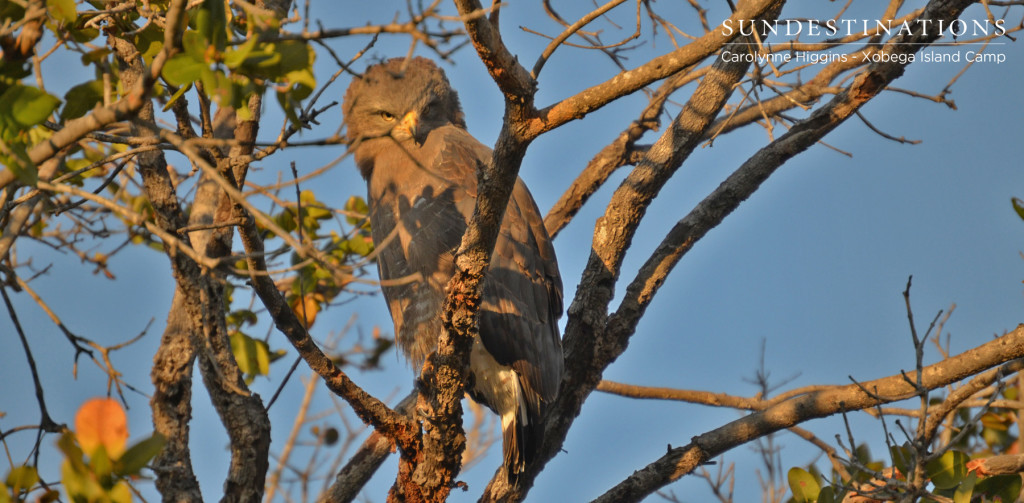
[593,326,1024,503]
[526,0,783,139]
[452,0,535,100]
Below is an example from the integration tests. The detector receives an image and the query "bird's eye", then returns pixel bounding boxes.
[379,111,396,121]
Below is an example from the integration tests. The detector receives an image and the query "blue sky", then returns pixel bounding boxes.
[2,1,1023,501]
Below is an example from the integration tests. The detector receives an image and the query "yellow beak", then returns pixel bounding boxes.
[393,110,419,141]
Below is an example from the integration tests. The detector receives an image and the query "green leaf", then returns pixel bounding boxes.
[267,42,316,101]
[230,332,271,378]
[345,196,370,226]
[80,48,111,66]
[162,54,206,86]
[231,79,255,120]
[245,44,281,70]
[274,41,313,75]
[225,311,247,328]
[0,144,37,186]
[182,30,207,62]
[817,486,836,503]
[203,68,233,106]
[299,189,318,205]
[61,80,104,120]
[47,0,76,24]
[195,0,227,53]
[273,209,298,233]
[5,465,39,494]
[0,84,60,129]
[224,37,258,69]
[227,309,259,328]
[953,472,977,503]
[344,236,373,257]
[1012,197,1024,221]
[277,89,302,129]
[88,444,113,478]
[256,338,271,376]
[133,23,165,65]
[163,82,192,111]
[927,450,969,490]
[285,68,315,100]
[109,480,132,503]
[975,474,1022,502]
[56,432,88,475]
[889,443,914,478]
[60,459,93,501]
[788,467,820,503]
[115,433,166,475]
[301,191,331,220]
[69,26,100,43]
[199,66,219,98]
[63,158,99,182]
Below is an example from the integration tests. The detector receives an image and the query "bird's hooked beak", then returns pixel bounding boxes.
[392,110,422,144]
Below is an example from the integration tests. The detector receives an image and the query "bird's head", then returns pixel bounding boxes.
[343,57,466,150]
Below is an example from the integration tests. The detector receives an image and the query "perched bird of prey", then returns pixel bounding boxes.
[342,57,564,476]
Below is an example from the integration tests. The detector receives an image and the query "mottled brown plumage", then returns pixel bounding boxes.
[343,57,563,475]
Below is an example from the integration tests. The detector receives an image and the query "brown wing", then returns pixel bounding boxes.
[367,129,477,366]
[480,178,564,409]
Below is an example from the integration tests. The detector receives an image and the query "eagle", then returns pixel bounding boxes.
[342,57,564,476]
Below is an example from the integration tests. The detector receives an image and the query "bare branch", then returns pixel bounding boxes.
[594,325,1024,503]
[531,0,634,79]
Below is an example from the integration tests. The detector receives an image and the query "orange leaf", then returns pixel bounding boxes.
[75,397,129,458]
[292,294,319,329]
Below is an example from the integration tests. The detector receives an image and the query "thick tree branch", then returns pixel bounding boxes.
[968,453,1024,477]
[114,32,271,501]
[594,327,1024,503]
[921,357,1024,444]
[526,0,783,139]
[452,0,535,100]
